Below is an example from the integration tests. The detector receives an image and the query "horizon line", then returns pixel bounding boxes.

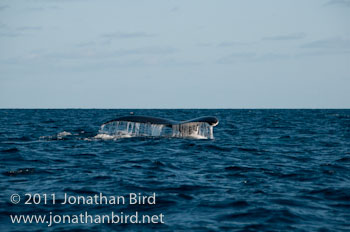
[1,108,350,110]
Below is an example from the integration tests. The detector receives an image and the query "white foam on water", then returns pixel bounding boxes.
[57,131,72,138]
[40,131,73,140]
[93,133,132,140]
[95,121,214,140]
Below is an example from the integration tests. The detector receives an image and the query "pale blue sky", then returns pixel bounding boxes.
[0,0,349,108]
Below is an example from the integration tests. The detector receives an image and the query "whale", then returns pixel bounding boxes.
[99,115,219,139]
[102,115,219,127]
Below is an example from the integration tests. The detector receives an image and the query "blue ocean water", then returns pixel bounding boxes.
[0,109,350,231]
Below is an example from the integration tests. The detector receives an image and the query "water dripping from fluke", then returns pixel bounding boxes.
[95,115,219,140]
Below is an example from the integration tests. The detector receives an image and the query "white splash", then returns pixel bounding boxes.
[40,131,72,140]
[57,131,72,138]
[95,121,214,140]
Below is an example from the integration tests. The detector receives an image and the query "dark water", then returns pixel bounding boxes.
[1,109,350,231]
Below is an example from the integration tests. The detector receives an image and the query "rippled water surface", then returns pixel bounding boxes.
[1,109,350,231]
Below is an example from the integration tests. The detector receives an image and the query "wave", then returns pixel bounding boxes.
[39,131,73,140]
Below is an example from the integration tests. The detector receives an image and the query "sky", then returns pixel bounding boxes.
[0,0,349,108]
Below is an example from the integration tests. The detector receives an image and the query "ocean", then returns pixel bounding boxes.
[1,109,349,231]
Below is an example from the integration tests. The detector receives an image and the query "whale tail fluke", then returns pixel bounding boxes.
[98,115,218,139]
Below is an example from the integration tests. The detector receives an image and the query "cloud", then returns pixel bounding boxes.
[0,5,9,11]
[300,37,350,50]
[26,6,61,11]
[324,0,350,7]
[101,32,156,39]
[30,0,90,2]
[0,23,22,37]
[215,38,350,62]
[16,26,43,31]
[297,37,350,57]
[257,53,291,61]
[0,24,19,37]
[217,52,290,64]
[295,50,350,58]
[0,46,185,70]
[4,46,177,65]
[75,41,96,47]
[216,52,256,64]
[196,42,213,47]
[217,41,255,47]
[262,32,306,41]
[111,47,176,56]
[170,7,179,12]
[0,32,21,37]
[0,25,43,37]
